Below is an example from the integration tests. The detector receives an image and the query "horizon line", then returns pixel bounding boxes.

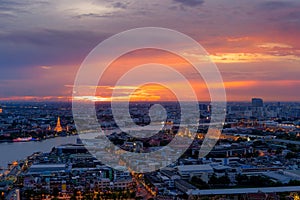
[0,99,300,103]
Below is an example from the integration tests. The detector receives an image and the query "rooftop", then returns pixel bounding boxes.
[177,164,213,172]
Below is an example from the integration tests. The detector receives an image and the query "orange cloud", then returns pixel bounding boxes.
[201,35,300,63]
[209,53,300,63]
[40,66,52,70]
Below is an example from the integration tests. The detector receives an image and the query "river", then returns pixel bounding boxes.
[0,135,79,168]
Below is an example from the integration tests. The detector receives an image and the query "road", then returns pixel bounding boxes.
[132,175,153,199]
[233,134,300,145]
[273,139,300,145]
[187,186,300,195]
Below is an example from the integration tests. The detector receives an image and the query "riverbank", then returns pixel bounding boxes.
[0,135,79,168]
[0,133,78,143]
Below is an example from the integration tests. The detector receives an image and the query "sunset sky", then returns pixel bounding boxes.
[0,0,300,101]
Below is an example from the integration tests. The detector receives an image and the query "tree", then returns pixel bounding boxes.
[286,152,297,159]
[190,176,209,189]
[208,173,218,185]
[275,148,283,155]
[236,174,248,185]
[288,180,300,186]
[267,148,272,154]
[52,187,59,198]
[219,174,230,185]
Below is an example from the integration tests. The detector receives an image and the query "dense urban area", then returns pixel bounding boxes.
[1,99,300,199]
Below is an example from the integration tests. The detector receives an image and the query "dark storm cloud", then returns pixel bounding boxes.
[0,29,109,67]
[74,1,130,19]
[0,0,48,14]
[112,2,129,9]
[0,1,27,14]
[173,0,204,7]
[0,0,23,8]
[74,13,113,19]
[254,0,300,34]
[258,1,294,10]
[0,29,106,47]
[281,11,300,25]
[0,13,15,18]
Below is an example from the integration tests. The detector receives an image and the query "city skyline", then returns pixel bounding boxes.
[0,0,300,102]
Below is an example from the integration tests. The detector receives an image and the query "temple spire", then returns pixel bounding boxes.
[54,117,63,132]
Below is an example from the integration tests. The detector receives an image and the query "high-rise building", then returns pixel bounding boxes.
[252,98,263,107]
[54,117,63,132]
[251,98,264,119]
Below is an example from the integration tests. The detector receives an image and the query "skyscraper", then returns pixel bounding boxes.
[252,98,264,119]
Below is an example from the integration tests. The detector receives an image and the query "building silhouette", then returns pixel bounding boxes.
[252,98,264,119]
